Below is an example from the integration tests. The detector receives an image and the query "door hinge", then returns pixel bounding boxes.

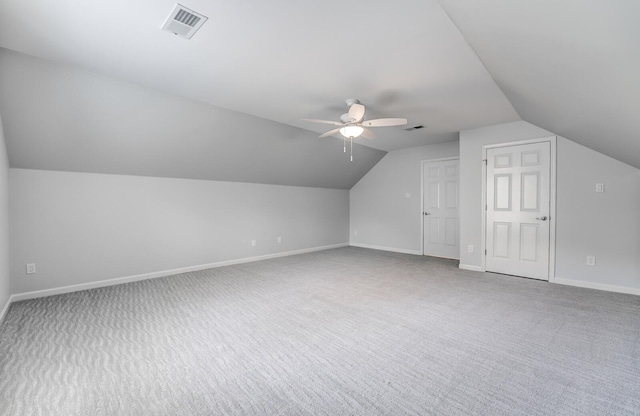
[485,249,487,255]
[483,159,487,165]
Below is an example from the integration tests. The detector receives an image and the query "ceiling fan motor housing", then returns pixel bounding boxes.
[340,113,356,123]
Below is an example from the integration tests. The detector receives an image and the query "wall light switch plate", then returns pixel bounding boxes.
[251,240,257,247]
[586,256,596,266]
[405,192,411,199]
[277,236,282,244]
[595,183,604,193]
[26,263,36,274]
[467,245,474,253]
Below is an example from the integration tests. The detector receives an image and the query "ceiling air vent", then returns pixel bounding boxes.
[404,125,425,131]
[161,4,208,39]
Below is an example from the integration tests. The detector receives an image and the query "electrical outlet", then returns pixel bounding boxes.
[353,230,358,236]
[586,256,596,266]
[467,245,474,253]
[26,263,36,275]
[251,240,257,247]
[277,236,282,244]
[405,192,411,198]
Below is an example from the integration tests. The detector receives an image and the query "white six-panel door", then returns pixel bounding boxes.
[486,142,550,280]
[423,159,459,259]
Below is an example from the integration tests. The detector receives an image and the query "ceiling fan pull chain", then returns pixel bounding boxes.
[350,136,353,161]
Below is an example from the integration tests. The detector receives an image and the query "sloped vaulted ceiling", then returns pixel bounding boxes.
[0,0,519,189]
[0,0,638,190]
[0,49,385,189]
[438,0,640,168]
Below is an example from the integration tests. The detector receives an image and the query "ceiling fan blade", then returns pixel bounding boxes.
[319,127,342,138]
[348,103,365,122]
[301,118,343,126]
[360,128,377,140]
[362,118,407,127]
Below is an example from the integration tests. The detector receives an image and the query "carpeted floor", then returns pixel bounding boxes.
[0,247,639,415]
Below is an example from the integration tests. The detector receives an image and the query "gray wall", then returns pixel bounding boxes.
[0,115,10,315]
[460,121,640,291]
[350,141,459,253]
[10,169,349,294]
[555,138,640,289]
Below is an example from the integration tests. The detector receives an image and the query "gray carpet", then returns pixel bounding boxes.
[0,247,639,416]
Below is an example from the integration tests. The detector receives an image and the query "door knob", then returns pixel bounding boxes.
[424,212,431,216]
[536,216,548,221]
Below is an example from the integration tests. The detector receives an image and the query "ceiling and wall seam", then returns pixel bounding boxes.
[435,0,523,123]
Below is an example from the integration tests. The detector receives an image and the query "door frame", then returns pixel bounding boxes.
[481,136,557,282]
[421,157,460,257]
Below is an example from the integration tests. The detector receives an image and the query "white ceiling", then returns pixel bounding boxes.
[0,0,518,152]
[0,0,637,188]
[438,0,640,169]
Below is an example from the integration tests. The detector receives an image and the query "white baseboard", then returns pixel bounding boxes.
[11,243,349,303]
[459,264,483,272]
[349,243,421,256]
[554,277,640,296]
[0,294,14,324]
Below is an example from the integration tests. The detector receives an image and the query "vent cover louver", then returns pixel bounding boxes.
[161,4,208,39]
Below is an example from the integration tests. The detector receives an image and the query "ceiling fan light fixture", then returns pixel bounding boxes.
[340,125,364,138]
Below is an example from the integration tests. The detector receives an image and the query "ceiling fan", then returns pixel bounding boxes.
[302,99,407,160]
